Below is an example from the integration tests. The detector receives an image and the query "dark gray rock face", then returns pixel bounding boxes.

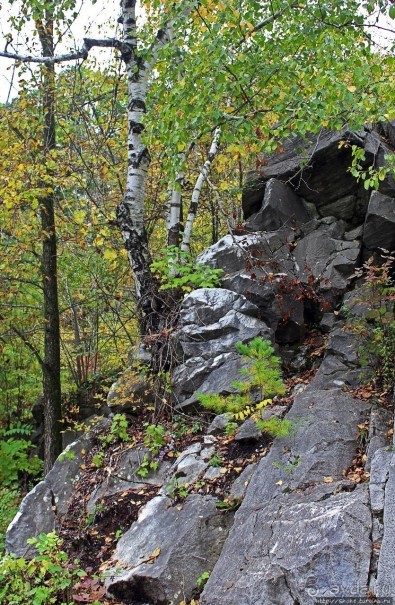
[375,452,395,597]
[242,130,365,217]
[293,219,361,296]
[202,486,371,605]
[363,191,395,251]
[244,178,311,232]
[242,127,394,228]
[235,418,261,442]
[105,495,233,605]
[195,218,360,346]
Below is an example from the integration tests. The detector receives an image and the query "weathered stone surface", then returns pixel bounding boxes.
[6,481,55,557]
[319,194,357,221]
[366,407,393,471]
[241,127,395,229]
[344,224,364,241]
[176,289,268,360]
[363,191,395,251]
[198,233,306,343]
[173,352,249,409]
[173,289,271,405]
[293,220,360,295]
[197,232,293,275]
[244,178,311,232]
[369,447,393,514]
[320,312,337,333]
[235,418,261,442]
[200,386,369,605]
[242,129,368,218]
[229,463,257,500]
[105,494,234,605]
[327,328,360,365]
[201,485,371,605]
[6,422,109,556]
[378,120,395,148]
[207,413,232,435]
[88,447,170,513]
[376,452,395,597]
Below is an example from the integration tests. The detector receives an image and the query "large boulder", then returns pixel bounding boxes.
[244,178,311,232]
[293,217,361,299]
[200,386,369,605]
[172,288,271,407]
[201,486,371,605]
[105,494,234,605]
[196,218,360,344]
[6,425,108,557]
[243,130,368,218]
[243,127,395,228]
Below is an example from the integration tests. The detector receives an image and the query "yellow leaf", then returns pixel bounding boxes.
[74,210,85,225]
[347,85,356,93]
[276,480,283,486]
[104,248,117,262]
[323,476,334,483]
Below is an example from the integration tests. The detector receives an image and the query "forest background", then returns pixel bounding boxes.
[0,0,394,551]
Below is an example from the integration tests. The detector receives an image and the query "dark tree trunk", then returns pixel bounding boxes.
[38,12,63,474]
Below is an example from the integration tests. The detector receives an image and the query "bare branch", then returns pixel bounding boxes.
[0,37,125,64]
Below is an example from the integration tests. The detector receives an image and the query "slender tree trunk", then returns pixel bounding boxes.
[37,12,63,473]
[181,127,221,254]
[115,0,166,335]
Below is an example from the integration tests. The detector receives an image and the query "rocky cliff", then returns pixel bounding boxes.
[6,124,395,605]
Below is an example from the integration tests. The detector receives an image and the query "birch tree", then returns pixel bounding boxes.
[1,0,395,469]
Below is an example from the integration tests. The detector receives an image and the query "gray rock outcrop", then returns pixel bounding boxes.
[172,288,271,408]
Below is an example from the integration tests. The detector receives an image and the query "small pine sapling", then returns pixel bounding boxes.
[198,338,291,438]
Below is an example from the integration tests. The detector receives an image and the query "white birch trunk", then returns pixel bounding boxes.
[180,127,221,254]
[116,0,178,332]
[167,170,184,247]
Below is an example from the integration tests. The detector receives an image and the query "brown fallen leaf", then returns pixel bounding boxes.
[145,547,161,564]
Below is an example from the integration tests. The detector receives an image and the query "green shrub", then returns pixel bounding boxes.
[0,438,42,487]
[350,254,395,388]
[0,532,95,605]
[233,338,286,400]
[99,413,129,446]
[256,417,294,438]
[0,487,22,554]
[137,423,168,477]
[151,246,223,293]
[198,338,290,437]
